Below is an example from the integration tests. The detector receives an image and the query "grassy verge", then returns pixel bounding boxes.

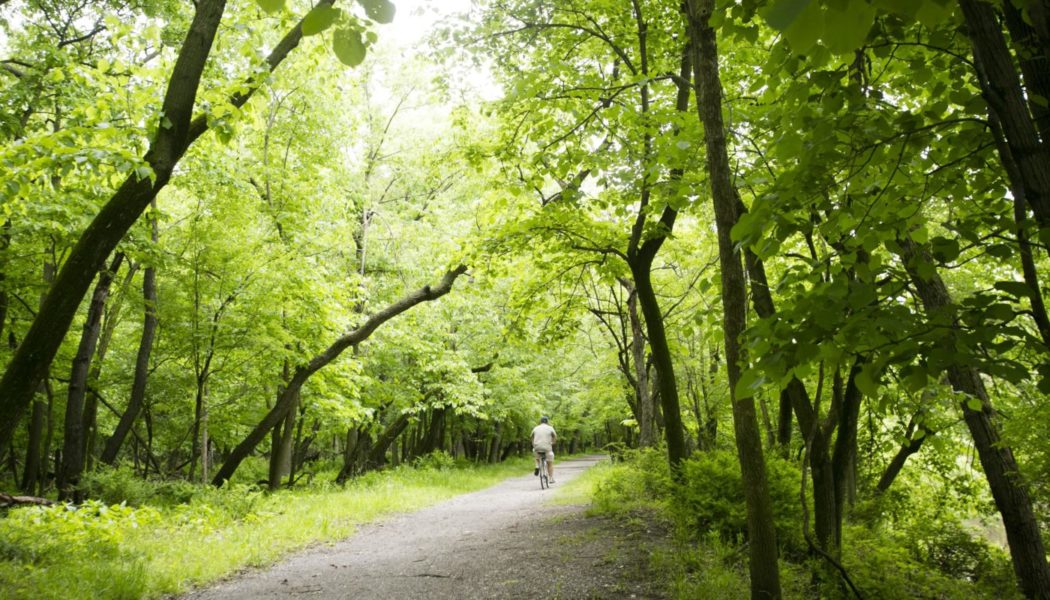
[0,457,530,600]
[565,449,1021,600]
[547,457,615,506]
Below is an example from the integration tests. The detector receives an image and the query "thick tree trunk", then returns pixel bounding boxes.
[685,1,781,596]
[622,5,691,470]
[366,412,411,469]
[212,266,467,485]
[0,0,329,450]
[832,363,862,517]
[58,253,124,499]
[419,407,447,455]
[0,0,229,450]
[268,390,298,489]
[960,0,1050,230]
[899,238,1050,597]
[1001,1,1050,143]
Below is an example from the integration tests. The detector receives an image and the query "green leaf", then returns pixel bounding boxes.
[964,397,983,412]
[302,5,341,36]
[930,236,960,262]
[733,368,764,400]
[875,0,919,19]
[254,0,285,14]
[782,2,822,52]
[358,0,396,24]
[902,365,927,393]
[823,0,876,54]
[763,0,813,31]
[854,365,879,397]
[333,26,367,67]
[994,280,1033,299]
[916,0,954,30]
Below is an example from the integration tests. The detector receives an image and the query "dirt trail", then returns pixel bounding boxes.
[182,455,666,599]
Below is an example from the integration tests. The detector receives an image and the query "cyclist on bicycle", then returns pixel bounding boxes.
[531,416,557,483]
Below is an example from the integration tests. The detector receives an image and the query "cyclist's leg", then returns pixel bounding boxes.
[547,450,555,481]
[533,448,540,475]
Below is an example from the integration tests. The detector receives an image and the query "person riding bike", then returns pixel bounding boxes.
[531,416,557,483]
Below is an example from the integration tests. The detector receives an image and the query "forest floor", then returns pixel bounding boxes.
[180,455,669,599]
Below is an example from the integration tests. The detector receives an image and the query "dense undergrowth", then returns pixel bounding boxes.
[0,453,528,600]
[583,449,1019,599]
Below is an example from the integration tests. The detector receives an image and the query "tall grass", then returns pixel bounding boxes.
[0,457,529,600]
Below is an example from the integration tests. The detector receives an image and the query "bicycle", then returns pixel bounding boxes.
[537,451,550,490]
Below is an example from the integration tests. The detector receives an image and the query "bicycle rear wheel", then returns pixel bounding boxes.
[539,457,549,490]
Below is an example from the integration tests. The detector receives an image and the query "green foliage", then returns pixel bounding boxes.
[0,459,528,600]
[674,451,805,555]
[412,449,457,471]
[841,522,1018,600]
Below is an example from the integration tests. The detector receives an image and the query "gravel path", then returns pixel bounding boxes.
[182,455,667,599]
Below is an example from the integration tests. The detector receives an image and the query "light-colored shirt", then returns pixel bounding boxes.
[531,423,557,451]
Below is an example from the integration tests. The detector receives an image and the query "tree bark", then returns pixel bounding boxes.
[960,0,1050,230]
[100,213,159,466]
[899,237,1050,598]
[623,280,655,447]
[874,416,927,495]
[58,252,124,499]
[366,412,411,470]
[685,1,782,596]
[0,0,333,450]
[83,260,139,470]
[212,266,467,486]
[623,2,691,470]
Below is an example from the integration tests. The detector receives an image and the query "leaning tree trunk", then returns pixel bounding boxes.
[0,0,332,451]
[899,238,1050,597]
[58,252,124,499]
[212,266,467,486]
[685,1,782,596]
[100,215,159,466]
[959,0,1050,230]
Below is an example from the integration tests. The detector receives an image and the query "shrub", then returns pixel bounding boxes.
[674,450,804,554]
[412,450,457,471]
[80,466,162,506]
[592,448,674,516]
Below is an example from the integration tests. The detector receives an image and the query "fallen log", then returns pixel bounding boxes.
[0,492,55,507]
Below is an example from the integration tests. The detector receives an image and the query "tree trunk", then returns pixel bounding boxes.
[268,389,297,489]
[959,0,1050,230]
[83,260,138,470]
[212,266,467,486]
[0,0,328,451]
[685,1,782,595]
[366,413,411,470]
[899,237,1050,597]
[21,393,46,495]
[100,225,159,466]
[58,253,124,499]
[623,280,655,447]
[875,415,927,495]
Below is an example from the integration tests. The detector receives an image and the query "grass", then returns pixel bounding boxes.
[0,457,530,600]
[546,456,615,506]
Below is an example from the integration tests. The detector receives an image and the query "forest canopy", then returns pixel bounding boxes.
[2,0,1050,598]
